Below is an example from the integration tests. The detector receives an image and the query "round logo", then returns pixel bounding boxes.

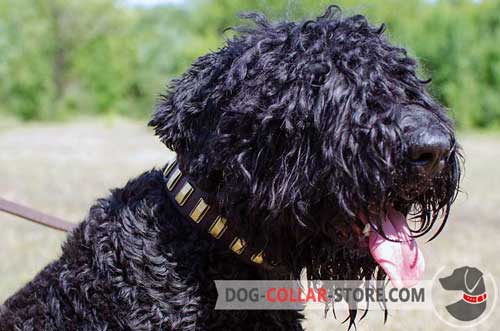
[431,265,497,328]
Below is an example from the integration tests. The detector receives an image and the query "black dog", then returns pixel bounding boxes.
[0,7,461,330]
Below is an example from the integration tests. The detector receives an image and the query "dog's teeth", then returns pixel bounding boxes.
[363,223,371,236]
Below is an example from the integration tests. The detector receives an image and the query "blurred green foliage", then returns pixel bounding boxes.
[0,0,499,128]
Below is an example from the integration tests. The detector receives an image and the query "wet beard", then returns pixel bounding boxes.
[297,235,382,282]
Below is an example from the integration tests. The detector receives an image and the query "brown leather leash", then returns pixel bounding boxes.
[0,197,74,232]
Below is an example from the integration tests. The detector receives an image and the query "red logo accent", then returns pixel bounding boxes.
[463,292,487,304]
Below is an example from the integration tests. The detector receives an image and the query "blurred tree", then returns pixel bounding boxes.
[0,0,52,120]
[0,0,499,129]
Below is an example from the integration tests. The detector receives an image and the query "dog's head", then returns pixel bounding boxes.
[150,7,461,288]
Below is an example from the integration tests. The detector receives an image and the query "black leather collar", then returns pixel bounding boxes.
[162,157,274,270]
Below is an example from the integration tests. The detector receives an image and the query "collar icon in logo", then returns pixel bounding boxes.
[439,266,487,322]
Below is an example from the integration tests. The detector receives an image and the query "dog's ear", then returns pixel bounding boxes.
[149,50,238,192]
[149,51,229,154]
[465,267,484,291]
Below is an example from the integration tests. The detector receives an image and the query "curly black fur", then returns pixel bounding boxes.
[0,6,461,330]
[150,6,460,281]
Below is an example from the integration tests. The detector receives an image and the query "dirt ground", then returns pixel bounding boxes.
[0,120,498,330]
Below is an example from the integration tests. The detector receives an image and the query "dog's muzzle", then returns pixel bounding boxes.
[398,106,452,179]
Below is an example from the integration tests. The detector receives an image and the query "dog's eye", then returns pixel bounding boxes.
[264,80,280,97]
[307,63,331,86]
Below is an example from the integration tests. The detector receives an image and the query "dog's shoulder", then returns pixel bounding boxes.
[58,168,179,270]
[78,168,168,227]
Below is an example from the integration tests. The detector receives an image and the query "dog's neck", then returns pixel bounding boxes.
[162,157,275,270]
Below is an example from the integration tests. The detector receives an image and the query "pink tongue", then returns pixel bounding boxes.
[367,207,425,288]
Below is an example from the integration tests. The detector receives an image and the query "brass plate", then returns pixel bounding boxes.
[250,251,264,264]
[229,237,246,255]
[208,216,227,239]
[175,182,193,206]
[189,198,210,223]
[166,168,182,191]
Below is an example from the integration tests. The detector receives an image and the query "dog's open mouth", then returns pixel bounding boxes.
[359,207,425,288]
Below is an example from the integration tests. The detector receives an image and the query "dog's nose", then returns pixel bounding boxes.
[397,106,452,177]
[407,129,450,176]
